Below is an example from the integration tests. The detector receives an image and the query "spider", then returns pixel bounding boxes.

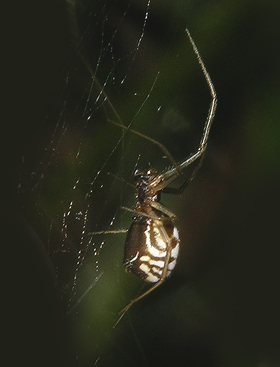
[91,28,217,324]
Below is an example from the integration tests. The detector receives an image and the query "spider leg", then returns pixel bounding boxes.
[150,201,177,219]
[121,202,177,221]
[159,28,217,191]
[115,265,168,326]
[107,171,135,189]
[162,151,205,195]
[88,229,128,236]
[115,224,173,326]
[108,119,180,172]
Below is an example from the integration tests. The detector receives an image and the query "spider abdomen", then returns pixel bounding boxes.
[123,216,180,283]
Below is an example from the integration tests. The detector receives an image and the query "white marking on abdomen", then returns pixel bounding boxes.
[171,243,179,259]
[150,259,164,268]
[166,270,171,277]
[173,227,179,240]
[168,259,177,271]
[148,246,166,258]
[146,273,160,283]
[130,251,140,263]
[139,263,161,283]
[139,263,150,275]
[152,226,167,250]
[139,263,160,283]
[139,255,150,262]
[144,222,152,247]
[152,266,163,276]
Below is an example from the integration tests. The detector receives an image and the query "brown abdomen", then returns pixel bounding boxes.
[123,216,180,283]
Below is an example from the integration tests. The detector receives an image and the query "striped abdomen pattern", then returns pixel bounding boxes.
[123,216,180,283]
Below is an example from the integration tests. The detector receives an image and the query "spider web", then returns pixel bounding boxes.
[17,1,213,365]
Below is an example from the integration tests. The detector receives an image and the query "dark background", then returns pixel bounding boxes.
[3,0,280,366]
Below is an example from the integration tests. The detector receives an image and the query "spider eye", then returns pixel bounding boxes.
[134,170,143,181]
[134,169,149,179]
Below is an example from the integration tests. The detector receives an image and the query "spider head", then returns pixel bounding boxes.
[134,169,158,183]
[134,169,162,205]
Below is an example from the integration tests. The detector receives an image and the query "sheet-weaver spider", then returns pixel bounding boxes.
[90,28,217,324]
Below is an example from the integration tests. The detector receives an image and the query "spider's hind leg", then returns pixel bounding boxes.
[108,119,181,174]
[115,230,173,327]
[162,151,206,195]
